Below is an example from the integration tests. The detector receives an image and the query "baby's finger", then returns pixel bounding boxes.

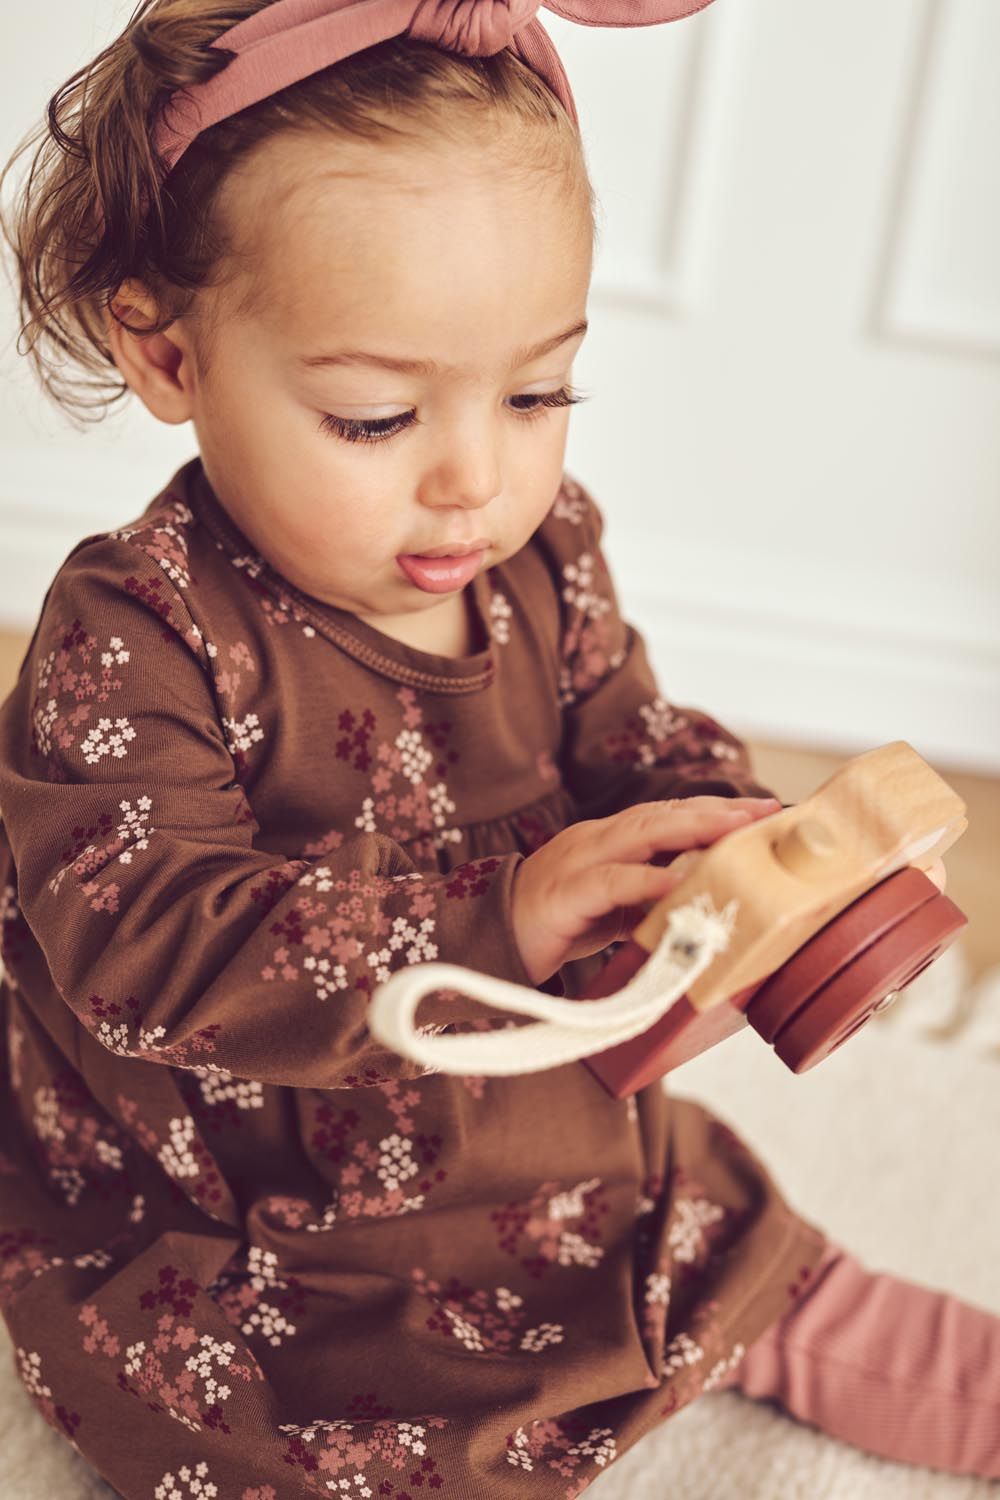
[576,859,691,924]
[593,800,770,866]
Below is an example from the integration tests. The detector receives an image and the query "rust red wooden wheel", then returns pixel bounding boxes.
[744,866,967,1074]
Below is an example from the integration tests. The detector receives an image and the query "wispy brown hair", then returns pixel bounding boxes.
[0,0,595,427]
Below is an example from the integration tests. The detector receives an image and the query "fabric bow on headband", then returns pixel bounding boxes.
[152,0,717,175]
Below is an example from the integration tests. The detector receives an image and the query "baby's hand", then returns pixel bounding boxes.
[511,796,782,987]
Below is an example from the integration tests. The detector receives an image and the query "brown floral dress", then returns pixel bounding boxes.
[0,457,827,1498]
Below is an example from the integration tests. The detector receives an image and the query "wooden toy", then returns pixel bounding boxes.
[580,741,968,1097]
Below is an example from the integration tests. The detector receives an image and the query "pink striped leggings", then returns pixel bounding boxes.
[717,1242,1000,1478]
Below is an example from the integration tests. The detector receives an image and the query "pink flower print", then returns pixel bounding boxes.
[114,499,194,592]
[302,827,345,857]
[505,1417,617,1481]
[79,879,121,914]
[491,1177,609,1279]
[214,639,257,700]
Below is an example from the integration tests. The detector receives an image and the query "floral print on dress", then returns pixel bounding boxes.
[30,1070,134,1209]
[30,621,133,772]
[0,456,832,1498]
[505,1416,617,1494]
[257,846,511,1062]
[349,686,465,856]
[278,1408,451,1496]
[47,795,156,907]
[78,1260,268,1437]
[601,693,747,779]
[489,589,514,645]
[15,1346,82,1444]
[302,1077,449,1220]
[412,1266,565,1356]
[491,1178,609,1278]
[209,1245,303,1351]
[110,496,195,592]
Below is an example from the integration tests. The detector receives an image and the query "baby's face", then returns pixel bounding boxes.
[135,128,593,639]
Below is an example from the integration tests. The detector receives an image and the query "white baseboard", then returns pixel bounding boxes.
[635,586,1000,776]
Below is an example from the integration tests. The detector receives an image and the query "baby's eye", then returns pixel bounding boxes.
[318,384,589,446]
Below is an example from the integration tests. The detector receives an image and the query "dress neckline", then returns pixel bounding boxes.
[181,457,497,695]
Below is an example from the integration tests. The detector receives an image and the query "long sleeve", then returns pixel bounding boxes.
[548,476,778,822]
[0,538,544,1090]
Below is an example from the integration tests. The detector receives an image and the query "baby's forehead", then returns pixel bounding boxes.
[216,130,589,331]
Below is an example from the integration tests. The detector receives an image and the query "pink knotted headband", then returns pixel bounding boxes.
[152,0,717,176]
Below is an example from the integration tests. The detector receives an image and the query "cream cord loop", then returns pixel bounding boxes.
[367,894,739,1075]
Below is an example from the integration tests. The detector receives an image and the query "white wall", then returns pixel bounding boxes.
[1,0,998,771]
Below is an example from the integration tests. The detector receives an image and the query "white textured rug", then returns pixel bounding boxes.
[2,942,1000,1499]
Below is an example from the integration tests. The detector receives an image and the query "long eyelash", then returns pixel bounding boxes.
[318,385,591,446]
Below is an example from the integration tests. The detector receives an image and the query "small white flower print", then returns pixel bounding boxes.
[703,1341,746,1391]
[663,1330,704,1376]
[16,1348,51,1399]
[355,796,377,834]
[489,590,513,645]
[193,1065,264,1110]
[301,952,348,1002]
[645,1272,671,1306]
[50,1166,86,1206]
[668,1195,725,1263]
[557,1231,603,1268]
[247,1245,286,1290]
[304,1200,339,1233]
[637,694,687,744]
[80,715,136,764]
[100,636,130,669]
[115,794,155,862]
[506,1427,534,1470]
[553,478,588,525]
[377,1133,419,1193]
[568,1427,616,1469]
[157,1116,199,1180]
[366,915,438,983]
[222,711,264,756]
[548,1178,600,1220]
[397,727,433,784]
[154,1460,218,1499]
[561,552,612,621]
[33,697,58,757]
[496,1286,523,1313]
[520,1322,564,1353]
[444,1308,485,1351]
[323,1476,373,1498]
[184,1334,235,1406]
[241,1300,296,1348]
[96,1019,131,1055]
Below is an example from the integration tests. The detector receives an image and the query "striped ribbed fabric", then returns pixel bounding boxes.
[719,1242,1000,1478]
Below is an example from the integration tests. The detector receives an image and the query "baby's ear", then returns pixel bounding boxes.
[105,279,194,425]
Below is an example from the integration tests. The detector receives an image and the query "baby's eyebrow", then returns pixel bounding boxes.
[298,319,588,377]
